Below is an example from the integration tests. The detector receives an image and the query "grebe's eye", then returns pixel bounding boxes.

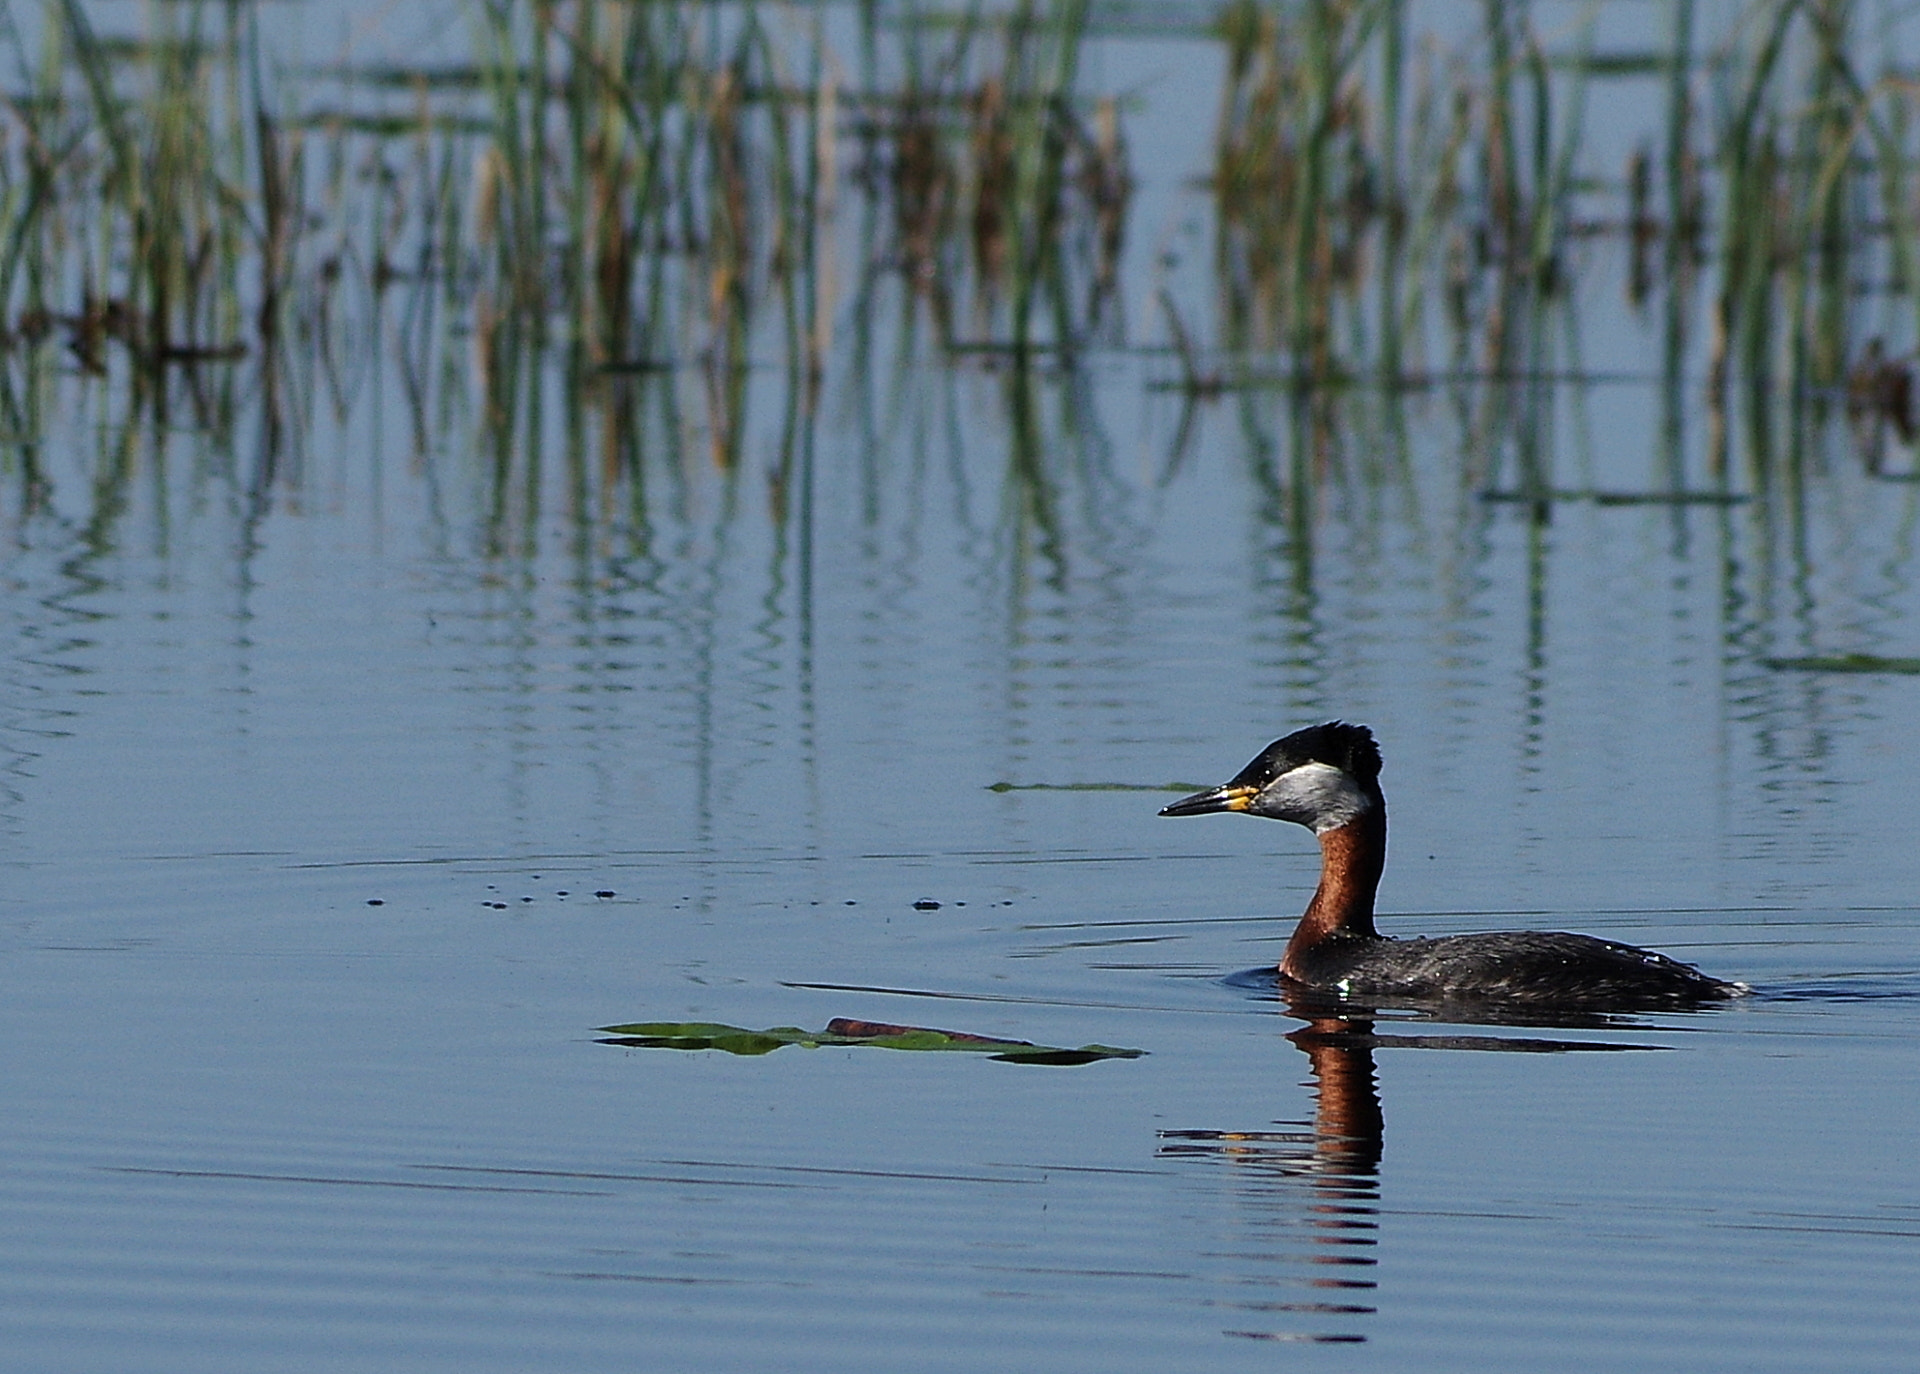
[1257,761,1373,833]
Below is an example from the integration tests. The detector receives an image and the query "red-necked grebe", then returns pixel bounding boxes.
[1161,722,1743,1008]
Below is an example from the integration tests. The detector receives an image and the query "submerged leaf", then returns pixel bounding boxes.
[596,1017,1142,1064]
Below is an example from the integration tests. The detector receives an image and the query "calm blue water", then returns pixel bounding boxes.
[6,6,1920,1372]
[6,333,1919,1370]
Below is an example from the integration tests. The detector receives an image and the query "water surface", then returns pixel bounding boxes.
[5,4,1920,1371]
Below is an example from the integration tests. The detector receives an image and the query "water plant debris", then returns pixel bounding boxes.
[596,1016,1143,1065]
[1764,654,1920,674]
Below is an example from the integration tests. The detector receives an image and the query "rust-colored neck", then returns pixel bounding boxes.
[1294,1020,1383,1176]
[1280,810,1385,978]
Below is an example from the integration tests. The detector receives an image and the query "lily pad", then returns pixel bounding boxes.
[1765,653,1920,673]
[596,1016,1143,1065]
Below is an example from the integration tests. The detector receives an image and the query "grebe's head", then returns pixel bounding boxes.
[1160,722,1382,834]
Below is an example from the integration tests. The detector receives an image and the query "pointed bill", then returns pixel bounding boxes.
[1159,783,1257,818]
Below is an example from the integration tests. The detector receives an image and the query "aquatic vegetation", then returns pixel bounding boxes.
[0,0,1917,554]
[597,1016,1144,1064]
[1765,653,1920,673]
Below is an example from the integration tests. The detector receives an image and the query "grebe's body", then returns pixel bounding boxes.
[1162,723,1741,1010]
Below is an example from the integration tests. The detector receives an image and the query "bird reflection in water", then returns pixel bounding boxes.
[1159,988,1655,1344]
[1158,996,1383,1343]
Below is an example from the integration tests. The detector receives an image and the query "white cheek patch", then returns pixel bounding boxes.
[1261,761,1373,833]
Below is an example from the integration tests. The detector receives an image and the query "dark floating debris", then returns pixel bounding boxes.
[1479,487,1748,506]
[1849,338,1917,452]
[596,1017,1144,1065]
[989,780,1207,793]
[1766,653,1920,674]
[366,899,384,906]
[595,890,616,898]
[913,899,942,910]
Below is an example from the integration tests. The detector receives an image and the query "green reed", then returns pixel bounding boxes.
[6,0,1920,548]
[1193,0,1920,517]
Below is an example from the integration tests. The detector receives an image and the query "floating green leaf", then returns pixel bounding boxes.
[597,1017,1143,1065]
